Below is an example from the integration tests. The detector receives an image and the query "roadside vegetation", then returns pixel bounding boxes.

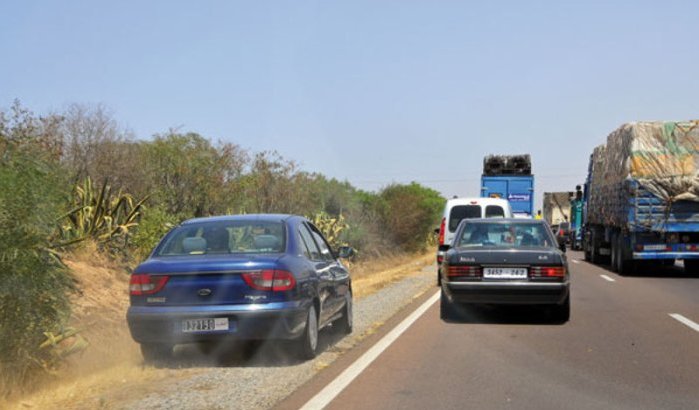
[0,100,444,399]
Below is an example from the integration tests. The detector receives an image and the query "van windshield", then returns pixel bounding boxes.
[449,205,481,232]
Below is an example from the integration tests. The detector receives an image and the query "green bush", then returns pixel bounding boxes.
[0,146,74,397]
[130,205,182,261]
[378,182,445,251]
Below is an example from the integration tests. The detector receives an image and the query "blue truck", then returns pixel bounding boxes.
[582,121,699,274]
[480,154,534,218]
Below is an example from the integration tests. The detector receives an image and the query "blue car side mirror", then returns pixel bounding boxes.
[337,246,355,259]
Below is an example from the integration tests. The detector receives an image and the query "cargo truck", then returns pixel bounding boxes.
[583,121,699,274]
[543,192,573,226]
[480,154,535,218]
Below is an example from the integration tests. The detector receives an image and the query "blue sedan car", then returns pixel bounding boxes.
[126,214,353,362]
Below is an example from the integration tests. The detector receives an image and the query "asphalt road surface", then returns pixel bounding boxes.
[280,251,699,410]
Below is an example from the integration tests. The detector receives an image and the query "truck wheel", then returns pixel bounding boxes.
[618,251,634,276]
[583,241,592,261]
[684,259,699,275]
[589,234,598,264]
[610,232,618,272]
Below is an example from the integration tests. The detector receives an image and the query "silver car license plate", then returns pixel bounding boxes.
[182,317,229,333]
[483,267,527,279]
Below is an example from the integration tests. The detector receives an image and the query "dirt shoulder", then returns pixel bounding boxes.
[6,251,435,410]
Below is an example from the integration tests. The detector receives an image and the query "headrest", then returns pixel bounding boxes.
[253,235,280,250]
[182,237,207,254]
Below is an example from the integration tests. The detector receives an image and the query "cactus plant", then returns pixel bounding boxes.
[53,177,148,248]
[308,211,349,251]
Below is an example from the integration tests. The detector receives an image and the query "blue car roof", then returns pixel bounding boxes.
[181,214,299,225]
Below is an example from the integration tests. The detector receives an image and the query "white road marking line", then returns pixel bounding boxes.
[300,291,440,410]
[571,260,581,264]
[669,313,699,333]
[600,274,616,282]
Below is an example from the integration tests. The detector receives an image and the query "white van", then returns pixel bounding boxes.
[436,197,513,283]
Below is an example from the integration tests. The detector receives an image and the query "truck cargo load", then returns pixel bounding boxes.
[483,154,532,176]
[599,121,699,202]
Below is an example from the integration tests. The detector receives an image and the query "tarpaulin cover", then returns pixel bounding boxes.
[601,121,699,201]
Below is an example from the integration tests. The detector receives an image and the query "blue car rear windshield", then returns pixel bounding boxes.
[155,220,286,256]
[456,222,554,248]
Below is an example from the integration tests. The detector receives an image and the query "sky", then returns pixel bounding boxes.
[2,1,699,210]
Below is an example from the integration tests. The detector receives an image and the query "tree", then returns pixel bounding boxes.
[142,132,246,217]
[378,182,445,251]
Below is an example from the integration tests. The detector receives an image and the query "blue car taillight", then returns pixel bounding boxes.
[242,270,296,291]
[129,274,169,295]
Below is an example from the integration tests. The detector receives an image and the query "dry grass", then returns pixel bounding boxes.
[4,363,201,410]
[351,252,434,298]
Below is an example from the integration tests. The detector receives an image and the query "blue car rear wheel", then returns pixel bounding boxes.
[141,343,173,364]
[295,305,319,360]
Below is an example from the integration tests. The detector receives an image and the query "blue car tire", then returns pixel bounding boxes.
[141,343,173,364]
[296,305,319,360]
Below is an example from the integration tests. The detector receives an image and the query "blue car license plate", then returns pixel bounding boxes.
[181,317,229,333]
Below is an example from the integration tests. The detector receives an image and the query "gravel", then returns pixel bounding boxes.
[115,263,436,410]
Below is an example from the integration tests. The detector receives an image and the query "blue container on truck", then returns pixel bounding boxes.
[583,121,699,274]
[480,154,534,218]
[480,175,535,218]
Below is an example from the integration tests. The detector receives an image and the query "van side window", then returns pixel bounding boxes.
[485,205,505,218]
[449,205,481,232]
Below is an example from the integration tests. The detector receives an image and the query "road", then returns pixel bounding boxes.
[280,251,699,410]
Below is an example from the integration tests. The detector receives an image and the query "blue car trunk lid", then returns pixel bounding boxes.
[131,254,282,306]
